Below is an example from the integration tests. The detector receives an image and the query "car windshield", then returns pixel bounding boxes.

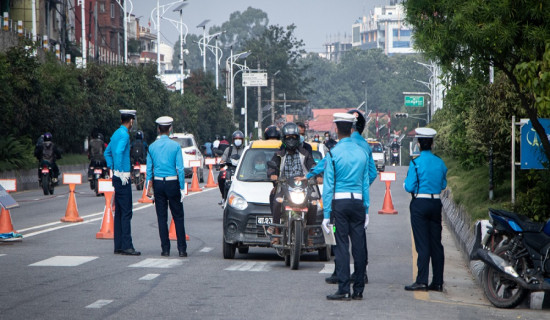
[172,137,193,148]
[236,149,277,182]
[369,144,383,153]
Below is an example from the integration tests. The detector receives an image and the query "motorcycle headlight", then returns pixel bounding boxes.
[228,192,248,210]
[289,191,306,205]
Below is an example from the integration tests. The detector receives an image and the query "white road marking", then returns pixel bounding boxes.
[29,256,98,267]
[199,247,213,253]
[225,261,271,272]
[129,258,183,269]
[319,263,355,274]
[0,254,6,257]
[139,273,160,281]
[85,299,113,309]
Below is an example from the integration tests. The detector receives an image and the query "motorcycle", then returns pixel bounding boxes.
[132,161,146,191]
[390,146,399,166]
[220,154,240,203]
[39,160,55,195]
[474,208,550,308]
[266,170,330,270]
[89,161,109,196]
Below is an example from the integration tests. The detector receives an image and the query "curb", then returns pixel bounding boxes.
[0,163,89,192]
[441,189,549,310]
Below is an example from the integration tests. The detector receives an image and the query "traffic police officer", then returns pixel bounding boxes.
[146,116,187,257]
[322,113,370,301]
[404,128,447,292]
[104,109,140,256]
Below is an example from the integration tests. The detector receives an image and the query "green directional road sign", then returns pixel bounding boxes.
[404,96,424,107]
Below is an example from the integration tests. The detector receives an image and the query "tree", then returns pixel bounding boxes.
[404,0,550,161]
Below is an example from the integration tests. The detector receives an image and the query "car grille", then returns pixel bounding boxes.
[245,215,268,238]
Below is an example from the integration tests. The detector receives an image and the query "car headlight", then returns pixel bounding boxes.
[228,192,248,210]
[289,191,306,205]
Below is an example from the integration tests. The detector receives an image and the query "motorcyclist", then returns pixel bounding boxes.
[263,125,281,140]
[312,134,320,143]
[88,132,107,180]
[34,132,61,184]
[267,122,316,244]
[130,131,148,165]
[218,130,246,203]
[218,135,230,155]
[391,138,400,165]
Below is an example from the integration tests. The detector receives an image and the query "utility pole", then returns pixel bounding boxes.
[79,0,86,68]
[271,76,275,124]
[257,61,262,138]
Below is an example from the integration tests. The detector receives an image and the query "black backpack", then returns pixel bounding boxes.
[132,140,144,161]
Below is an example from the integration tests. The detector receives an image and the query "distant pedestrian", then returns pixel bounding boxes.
[104,109,141,256]
[403,128,447,292]
[146,116,188,257]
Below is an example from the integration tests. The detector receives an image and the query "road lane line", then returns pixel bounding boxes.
[0,254,6,257]
[199,247,213,253]
[139,273,160,281]
[129,258,184,268]
[85,299,113,309]
[29,256,98,267]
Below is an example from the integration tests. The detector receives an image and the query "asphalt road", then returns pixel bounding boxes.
[0,167,545,319]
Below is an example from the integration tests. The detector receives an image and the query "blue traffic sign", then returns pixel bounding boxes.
[520,119,550,169]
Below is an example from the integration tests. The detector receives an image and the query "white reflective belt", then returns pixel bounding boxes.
[334,192,362,200]
[415,193,440,199]
[154,176,178,181]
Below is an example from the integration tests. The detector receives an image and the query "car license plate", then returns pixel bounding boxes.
[257,217,272,225]
[94,169,102,174]
[41,169,49,173]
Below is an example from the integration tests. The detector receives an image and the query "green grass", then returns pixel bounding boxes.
[442,156,512,223]
[57,154,89,166]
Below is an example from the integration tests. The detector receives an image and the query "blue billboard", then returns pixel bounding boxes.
[520,119,550,169]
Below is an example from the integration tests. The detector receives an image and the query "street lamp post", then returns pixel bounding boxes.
[226,50,250,127]
[152,0,185,74]
[114,0,134,64]
[199,32,224,88]
[196,19,210,73]
[164,3,189,95]
[271,70,280,125]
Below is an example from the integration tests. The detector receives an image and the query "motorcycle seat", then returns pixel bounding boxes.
[489,208,544,233]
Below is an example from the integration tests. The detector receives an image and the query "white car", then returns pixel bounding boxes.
[165,133,204,182]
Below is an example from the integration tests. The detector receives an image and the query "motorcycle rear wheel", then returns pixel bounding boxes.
[42,175,50,195]
[482,245,528,308]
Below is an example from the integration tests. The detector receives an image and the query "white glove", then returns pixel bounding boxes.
[180,189,185,202]
[364,214,369,229]
[322,218,331,234]
[114,170,131,185]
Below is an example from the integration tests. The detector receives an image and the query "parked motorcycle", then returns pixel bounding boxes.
[266,171,330,270]
[39,160,55,195]
[474,208,550,308]
[89,161,109,196]
[132,161,146,191]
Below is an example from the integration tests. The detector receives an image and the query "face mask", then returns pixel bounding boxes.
[300,135,305,144]
[234,139,243,147]
[255,163,266,171]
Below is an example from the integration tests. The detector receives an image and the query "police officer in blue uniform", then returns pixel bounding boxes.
[146,116,187,257]
[104,109,141,256]
[322,113,370,301]
[404,128,447,292]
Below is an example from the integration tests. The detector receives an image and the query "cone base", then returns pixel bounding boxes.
[96,232,114,239]
[204,183,218,188]
[138,198,153,203]
[188,187,202,192]
[61,217,84,222]
[378,210,398,214]
[169,234,190,241]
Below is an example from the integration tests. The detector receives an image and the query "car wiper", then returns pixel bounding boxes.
[240,178,270,182]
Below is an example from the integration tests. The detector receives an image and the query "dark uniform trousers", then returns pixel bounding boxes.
[153,179,187,253]
[333,198,367,294]
[410,198,444,285]
[113,176,135,251]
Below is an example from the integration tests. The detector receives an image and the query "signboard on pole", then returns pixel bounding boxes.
[520,119,550,169]
[404,96,424,107]
[243,73,267,87]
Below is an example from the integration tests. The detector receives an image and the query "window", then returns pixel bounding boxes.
[100,2,105,13]
[111,3,115,19]
[393,29,412,37]
[236,149,277,182]
[393,41,410,48]
[171,138,193,148]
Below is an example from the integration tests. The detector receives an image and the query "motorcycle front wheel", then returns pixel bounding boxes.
[482,245,528,308]
[289,220,302,270]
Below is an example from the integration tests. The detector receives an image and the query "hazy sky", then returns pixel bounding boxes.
[130,0,389,52]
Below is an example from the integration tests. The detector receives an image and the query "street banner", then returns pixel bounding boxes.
[520,119,550,169]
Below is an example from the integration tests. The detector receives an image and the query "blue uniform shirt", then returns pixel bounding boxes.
[146,135,186,190]
[306,157,327,179]
[351,131,378,186]
[404,150,447,195]
[104,125,131,172]
[322,137,370,218]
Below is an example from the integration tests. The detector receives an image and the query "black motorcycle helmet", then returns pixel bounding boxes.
[281,122,300,151]
[263,125,281,140]
[135,131,144,140]
[98,133,105,141]
[44,132,52,142]
[347,109,365,134]
[232,130,244,141]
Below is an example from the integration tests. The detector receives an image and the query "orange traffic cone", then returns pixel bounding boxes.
[61,184,83,222]
[188,166,202,192]
[378,181,398,214]
[138,180,153,203]
[96,192,115,239]
[204,164,218,188]
[0,207,17,233]
[168,217,190,241]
